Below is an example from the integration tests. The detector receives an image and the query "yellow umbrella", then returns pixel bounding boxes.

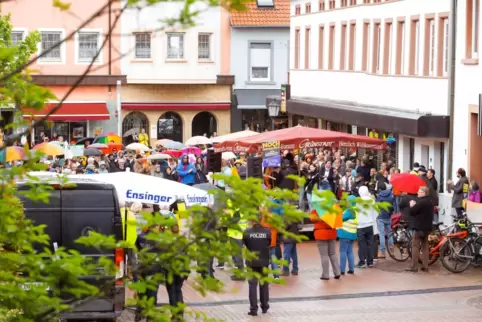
[6,146,25,162]
[32,142,65,156]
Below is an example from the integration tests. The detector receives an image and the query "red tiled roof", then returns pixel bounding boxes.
[230,0,290,27]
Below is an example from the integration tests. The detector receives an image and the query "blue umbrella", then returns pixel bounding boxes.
[163,141,186,150]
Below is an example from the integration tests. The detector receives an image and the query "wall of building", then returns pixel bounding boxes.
[4,0,121,75]
[120,1,223,83]
[231,27,289,89]
[289,0,450,114]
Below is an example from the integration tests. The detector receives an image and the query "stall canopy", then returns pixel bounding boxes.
[211,129,259,143]
[213,125,386,153]
[23,102,110,121]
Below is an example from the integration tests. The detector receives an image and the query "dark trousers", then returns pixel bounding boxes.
[198,257,214,278]
[248,266,269,313]
[219,238,245,269]
[410,231,429,269]
[357,226,374,265]
[455,207,464,218]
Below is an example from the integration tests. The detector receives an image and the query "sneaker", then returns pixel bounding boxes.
[247,311,258,317]
[274,276,280,281]
[334,275,341,279]
[368,264,374,268]
[358,263,367,268]
[291,271,298,276]
[320,277,329,280]
[347,270,355,274]
[216,264,225,270]
[340,272,345,275]
[405,268,418,273]
[378,252,386,259]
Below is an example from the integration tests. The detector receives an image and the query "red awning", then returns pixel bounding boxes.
[214,125,387,153]
[23,102,110,121]
[122,102,230,110]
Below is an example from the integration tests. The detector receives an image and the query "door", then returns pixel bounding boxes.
[421,145,429,168]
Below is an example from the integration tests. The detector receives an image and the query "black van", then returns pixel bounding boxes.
[17,179,125,321]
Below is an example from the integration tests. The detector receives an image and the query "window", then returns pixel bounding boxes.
[305,28,311,69]
[319,0,325,11]
[372,22,381,73]
[395,20,405,75]
[349,23,356,70]
[364,0,370,3]
[362,22,370,71]
[409,19,420,75]
[77,31,100,62]
[305,3,311,13]
[341,0,348,7]
[167,33,184,59]
[329,0,335,9]
[249,42,271,81]
[425,19,436,76]
[134,33,151,59]
[319,26,325,68]
[257,0,274,7]
[442,18,449,75]
[340,24,347,70]
[383,22,393,74]
[350,0,357,5]
[329,25,335,69]
[295,29,300,68]
[466,0,479,59]
[11,31,24,46]
[198,33,211,60]
[295,5,301,15]
[40,31,62,61]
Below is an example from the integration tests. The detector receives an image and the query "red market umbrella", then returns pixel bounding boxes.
[390,173,427,194]
[163,150,182,158]
[213,125,386,153]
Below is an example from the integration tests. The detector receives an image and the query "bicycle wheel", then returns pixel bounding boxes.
[387,230,411,262]
[440,237,472,273]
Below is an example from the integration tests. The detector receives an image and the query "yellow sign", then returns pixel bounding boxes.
[262,141,281,150]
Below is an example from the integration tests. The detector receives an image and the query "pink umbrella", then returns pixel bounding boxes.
[182,146,202,156]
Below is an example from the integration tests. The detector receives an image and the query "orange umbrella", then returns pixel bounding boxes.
[6,146,25,162]
[32,142,65,156]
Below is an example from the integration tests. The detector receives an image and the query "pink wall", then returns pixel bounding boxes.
[220,7,231,75]
[2,0,121,75]
[48,86,113,102]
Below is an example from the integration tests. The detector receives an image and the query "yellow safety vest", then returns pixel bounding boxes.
[342,215,358,234]
[226,199,247,240]
[120,207,137,247]
[138,133,149,146]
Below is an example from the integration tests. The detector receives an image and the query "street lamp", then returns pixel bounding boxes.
[267,99,280,131]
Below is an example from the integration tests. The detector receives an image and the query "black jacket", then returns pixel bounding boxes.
[420,175,439,206]
[243,225,271,268]
[278,167,298,190]
[351,180,365,197]
[409,196,434,232]
[282,222,299,244]
[400,194,417,229]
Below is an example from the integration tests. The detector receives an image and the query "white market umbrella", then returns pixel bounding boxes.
[211,130,259,143]
[70,172,210,207]
[147,153,171,161]
[87,143,108,149]
[185,136,212,146]
[126,143,151,152]
[221,152,236,160]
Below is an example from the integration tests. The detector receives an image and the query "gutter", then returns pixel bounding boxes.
[231,25,290,28]
[447,0,457,181]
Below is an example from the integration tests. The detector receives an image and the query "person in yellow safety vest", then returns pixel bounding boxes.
[220,199,247,281]
[337,196,358,275]
[120,206,137,247]
[138,128,149,146]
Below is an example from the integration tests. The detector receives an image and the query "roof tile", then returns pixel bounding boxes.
[231,0,290,27]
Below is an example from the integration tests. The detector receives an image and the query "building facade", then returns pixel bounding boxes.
[2,0,125,144]
[288,0,451,188]
[453,0,482,185]
[230,0,290,132]
[120,1,233,146]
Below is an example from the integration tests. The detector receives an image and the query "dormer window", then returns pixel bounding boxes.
[257,0,274,8]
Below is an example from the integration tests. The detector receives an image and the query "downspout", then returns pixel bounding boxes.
[108,0,112,93]
[447,0,457,181]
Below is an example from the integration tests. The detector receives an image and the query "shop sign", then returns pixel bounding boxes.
[262,140,281,168]
[93,127,103,137]
[280,85,287,113]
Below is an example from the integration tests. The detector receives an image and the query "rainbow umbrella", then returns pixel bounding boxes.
[32,142,65,156]
[6,146,25,162]
[311,192,343,229]
[94,132,122,144]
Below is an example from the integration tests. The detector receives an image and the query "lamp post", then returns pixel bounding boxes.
[267,100,280,131]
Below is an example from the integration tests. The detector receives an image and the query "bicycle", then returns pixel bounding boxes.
[387,214,412,262]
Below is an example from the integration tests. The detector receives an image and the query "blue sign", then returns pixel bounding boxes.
[262,141,281,168]
[126,189,173,204]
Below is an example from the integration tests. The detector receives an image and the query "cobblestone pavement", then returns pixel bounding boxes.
[119,241,482,321]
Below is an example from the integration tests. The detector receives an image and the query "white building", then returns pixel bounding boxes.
[119,1,234,145]
[287,0,451,188]
[453,0,482,186]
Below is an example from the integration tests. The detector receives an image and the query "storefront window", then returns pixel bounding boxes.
[292,115,318,128]
[34,121,87,145]
[242,109,268,132]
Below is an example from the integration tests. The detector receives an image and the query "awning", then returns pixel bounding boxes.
[122,102,230,110]
[287,97,450,138]
[23,102,110,121]
[234,89,281,109]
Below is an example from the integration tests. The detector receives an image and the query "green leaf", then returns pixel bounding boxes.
[52,0,71,11]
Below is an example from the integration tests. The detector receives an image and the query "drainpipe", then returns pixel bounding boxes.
[447,0,457,181]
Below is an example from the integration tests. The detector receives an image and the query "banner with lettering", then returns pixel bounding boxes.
[262,140,281,168]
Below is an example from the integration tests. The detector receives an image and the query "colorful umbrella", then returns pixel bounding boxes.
[6,146,25,162]
[87,143,108,149]
[94,132,122,144]
[163,141,185,150]
[32,142,65,156]
[310,192,342,229]
[390,173,427,194]
[182,146,202,156]
[163,150,182,158]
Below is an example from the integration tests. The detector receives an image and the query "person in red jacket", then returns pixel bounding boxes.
[310,208,341,280]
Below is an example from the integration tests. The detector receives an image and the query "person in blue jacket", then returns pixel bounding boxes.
[338,195,358,275]
[177,154,197,185]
